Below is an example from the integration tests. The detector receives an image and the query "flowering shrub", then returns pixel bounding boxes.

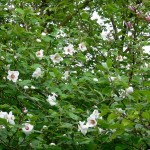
[0,0,150,149]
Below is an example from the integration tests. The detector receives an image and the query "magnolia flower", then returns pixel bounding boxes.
[22,123,34,135]
[86,116,97,127]
[116,55,123,61]
[7,111,15,125]
[78,121,89,135]
[50,53,63,64]
[7,70,19,82]
[36,39,41,42]
[0,111,15,125]
[47,93,57,106]
[79,42,87,52]
[32,68,42,78]
[36,49,44,59]
[126,86,134,94]
[90,109,100,119]
[62,71,69,80]
[64,44,75,55]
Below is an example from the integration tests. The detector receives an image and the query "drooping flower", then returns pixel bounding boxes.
[22,123,34,135]
[79,42,87,52]
[50,53,63,64]
[0,111,15,125]
[90,109,100,119]
[7,111,15,125]
[7,70,19,82]
[64,44,75,55]
[32,68,42,78]
[78,121,89,135]
[86,116,97,127]
[126,86,134,94]
[47,93,57,106]
[36,49,44,60]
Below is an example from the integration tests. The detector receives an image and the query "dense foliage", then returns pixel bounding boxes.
[0,0,150,149]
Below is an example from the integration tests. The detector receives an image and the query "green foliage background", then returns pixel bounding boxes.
[0,0,150,149]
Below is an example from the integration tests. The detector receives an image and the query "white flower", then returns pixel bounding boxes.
[125,86,134,94]
[64,44,75,55]
[62,71,69,80]
[41,32,46,36]
[7,70,19,82]
[90,109,100,119]
[79,42,87,52]
[0,111,8,119]
[47,93,57,106]
[24,86,29,90]
[50,53,63,64]
[36,39,41,42]
[36,49,44,60]
[32,68,42,78]
[78,121,89,135]
[50,143,56,146]
[86,116,97,127]
[93,78,98,82]
[22,123,34,135]
[0,111,15,125]
[31,86,35,89]
[116,55,123,61]
[7,111,15,125]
